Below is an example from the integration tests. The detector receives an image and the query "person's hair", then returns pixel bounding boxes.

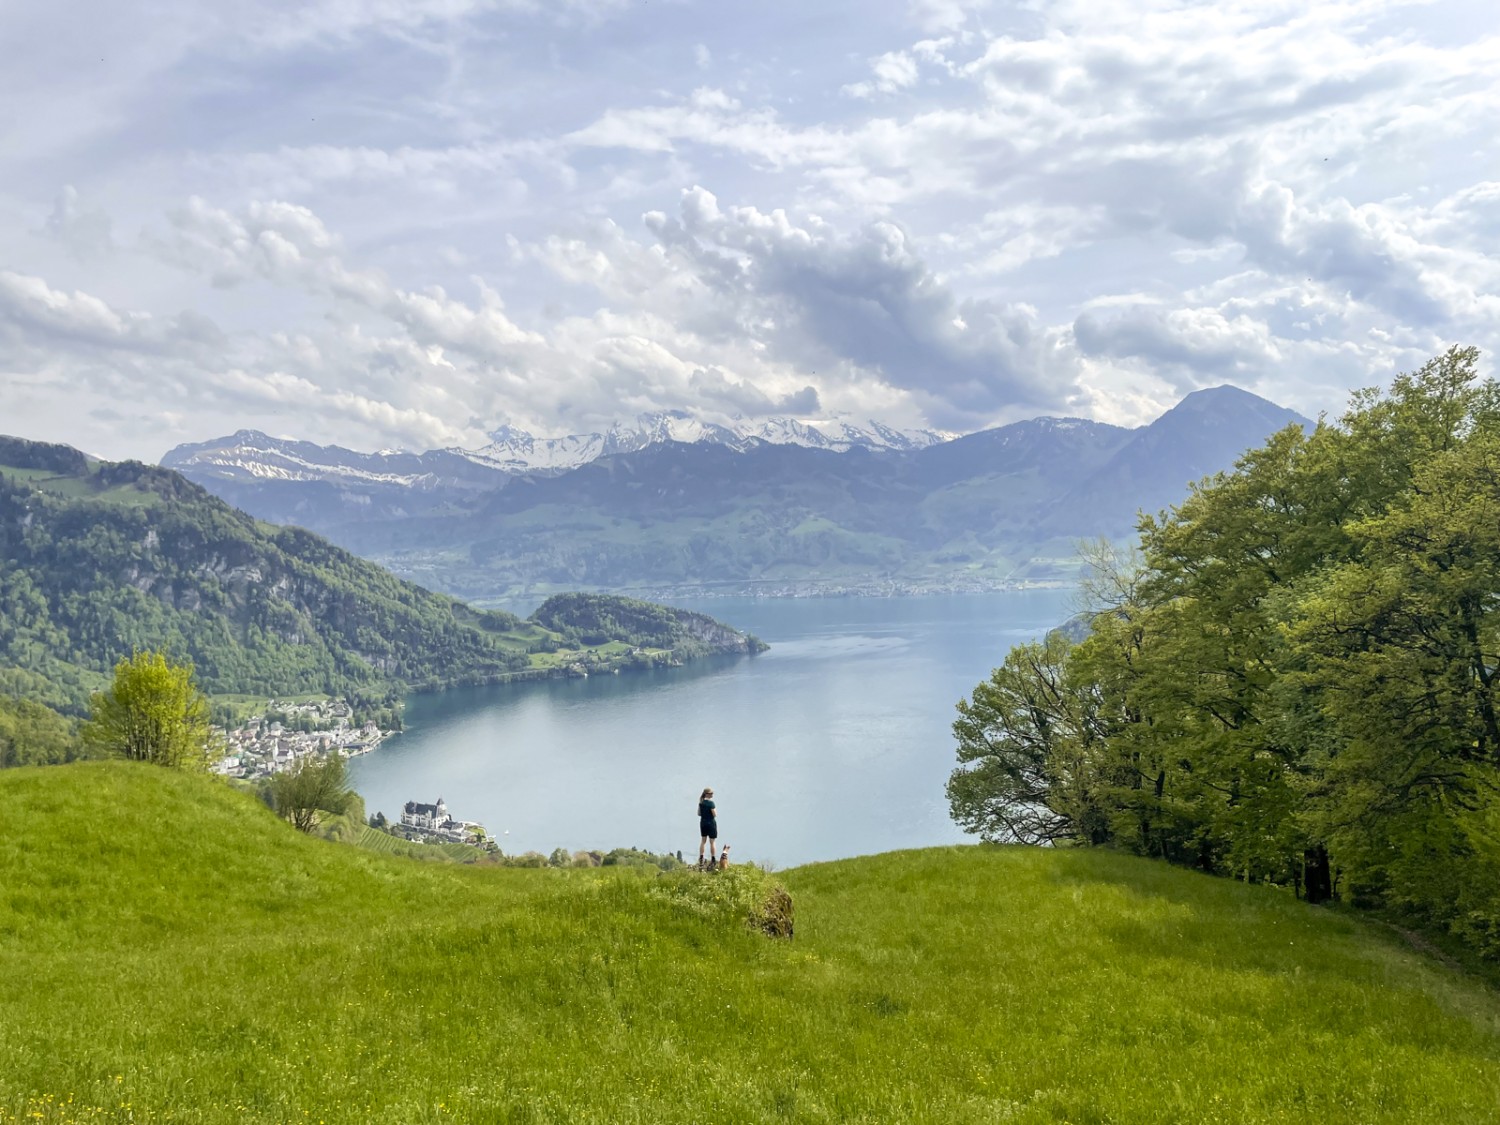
[701,787,713,799]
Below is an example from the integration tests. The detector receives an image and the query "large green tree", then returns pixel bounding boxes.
[947,631,1111,846]
[950,347,1500,953]
[81,651,218,770]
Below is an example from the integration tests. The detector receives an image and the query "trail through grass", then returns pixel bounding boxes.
[2,762,1498,1123]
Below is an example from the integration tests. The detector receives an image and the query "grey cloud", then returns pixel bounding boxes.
[41,186,114,260]
[1230,184,1452,324]
[645,187,1078,428]
[0,270,158,354]
[688,367,821,416]
[1073,306,1280,388]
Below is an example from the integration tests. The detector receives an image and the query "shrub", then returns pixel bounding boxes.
[650,864,794,939]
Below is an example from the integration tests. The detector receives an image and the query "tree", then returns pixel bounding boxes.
[269,753,357,833]
[81,650,218,769]
[0,695,83,768]
[949,347,1500,952]
[947,632,1108,845]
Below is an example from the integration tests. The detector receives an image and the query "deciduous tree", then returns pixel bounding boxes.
[82,650,217,769]
[269,753,357,833]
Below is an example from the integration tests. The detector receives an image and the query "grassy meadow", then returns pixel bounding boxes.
[2,761,1498,1124]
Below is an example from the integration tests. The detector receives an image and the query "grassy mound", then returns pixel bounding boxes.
[2,763,1498,1124]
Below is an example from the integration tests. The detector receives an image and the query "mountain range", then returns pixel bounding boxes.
[162,387,1311,598]
[163,412,954,487]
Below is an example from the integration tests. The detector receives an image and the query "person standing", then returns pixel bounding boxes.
[698,787,718,867]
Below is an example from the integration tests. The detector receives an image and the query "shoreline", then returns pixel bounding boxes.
[468,580,1078,612]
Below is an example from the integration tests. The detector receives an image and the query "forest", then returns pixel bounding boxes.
[0,450,536,719]
[949,347,1500,956]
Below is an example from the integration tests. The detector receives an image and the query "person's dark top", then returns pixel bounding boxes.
[698,798,716,821]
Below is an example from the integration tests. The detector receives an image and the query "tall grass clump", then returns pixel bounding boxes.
[651,864,794,937]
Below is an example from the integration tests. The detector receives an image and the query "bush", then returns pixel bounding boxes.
[650,864,794,939]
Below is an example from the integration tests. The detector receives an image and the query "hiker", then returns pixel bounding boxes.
[698,787,718,867]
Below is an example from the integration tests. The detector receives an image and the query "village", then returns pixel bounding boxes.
[212,698,391,781]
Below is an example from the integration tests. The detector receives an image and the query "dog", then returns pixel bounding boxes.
[717,845,730,871]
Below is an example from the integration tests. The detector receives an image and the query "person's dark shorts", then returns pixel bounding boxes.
[700,818,717,840]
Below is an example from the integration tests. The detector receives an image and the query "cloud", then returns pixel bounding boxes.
[643,186,1078,427]
[3,0,1500,459]
[689,367,821,416]
[40,186,114,260]
[153,198,543,365]
[843,51,921,99]
[1073,306,1283,387]
[908,0,974,34]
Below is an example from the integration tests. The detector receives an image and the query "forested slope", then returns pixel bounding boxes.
[532,592,766,656]
[0,438,762,721]
[949,347,1500,959]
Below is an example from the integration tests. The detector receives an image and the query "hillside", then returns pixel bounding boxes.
[0,437,763,717]
[165,390,1310,598]
[2,762,1497,1124]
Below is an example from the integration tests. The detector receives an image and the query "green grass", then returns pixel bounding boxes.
[211,693,337,725]
[0,467,162,507]
[352,825,422,855]
[527,644,666,670]
[2,762,1499,1123]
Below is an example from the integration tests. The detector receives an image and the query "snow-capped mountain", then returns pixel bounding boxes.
[165,413,959,485]
[159,386,1311,597]
[161,430,504,490]
[456,412,954,474]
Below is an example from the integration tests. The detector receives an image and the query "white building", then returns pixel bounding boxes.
[401,797,450,832]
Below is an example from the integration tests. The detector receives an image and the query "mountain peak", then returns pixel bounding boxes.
[1164,384,1310,426]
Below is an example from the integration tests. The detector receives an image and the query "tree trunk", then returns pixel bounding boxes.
[1302,846,1333,905]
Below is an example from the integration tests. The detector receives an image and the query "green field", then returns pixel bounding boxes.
[2,762,1498,1123]
[0,464,159,507]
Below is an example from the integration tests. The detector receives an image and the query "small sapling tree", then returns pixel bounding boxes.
[269,753,357,833]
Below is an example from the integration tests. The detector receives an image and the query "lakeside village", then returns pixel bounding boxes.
[210,698,501,850]
[206,699,690,865]
[212,697,389,782]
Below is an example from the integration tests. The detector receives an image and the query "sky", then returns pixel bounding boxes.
[1,0,1497,462]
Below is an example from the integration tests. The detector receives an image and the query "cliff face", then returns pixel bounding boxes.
[672,609,767,655]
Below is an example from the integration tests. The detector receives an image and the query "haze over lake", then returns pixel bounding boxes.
[350,590,1074,866]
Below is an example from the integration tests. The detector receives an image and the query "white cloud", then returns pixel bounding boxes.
[843,51,921,99]
[1,0,1498,458]
[908,0,973,34]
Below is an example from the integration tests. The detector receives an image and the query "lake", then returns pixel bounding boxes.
[349,590,1075,867]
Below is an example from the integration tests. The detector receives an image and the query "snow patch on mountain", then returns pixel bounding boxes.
[457,413,955,474]
[164,414,960,485]
[162,430,490,489]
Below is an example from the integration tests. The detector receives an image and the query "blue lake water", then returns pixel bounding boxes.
[349,590,1075,867]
